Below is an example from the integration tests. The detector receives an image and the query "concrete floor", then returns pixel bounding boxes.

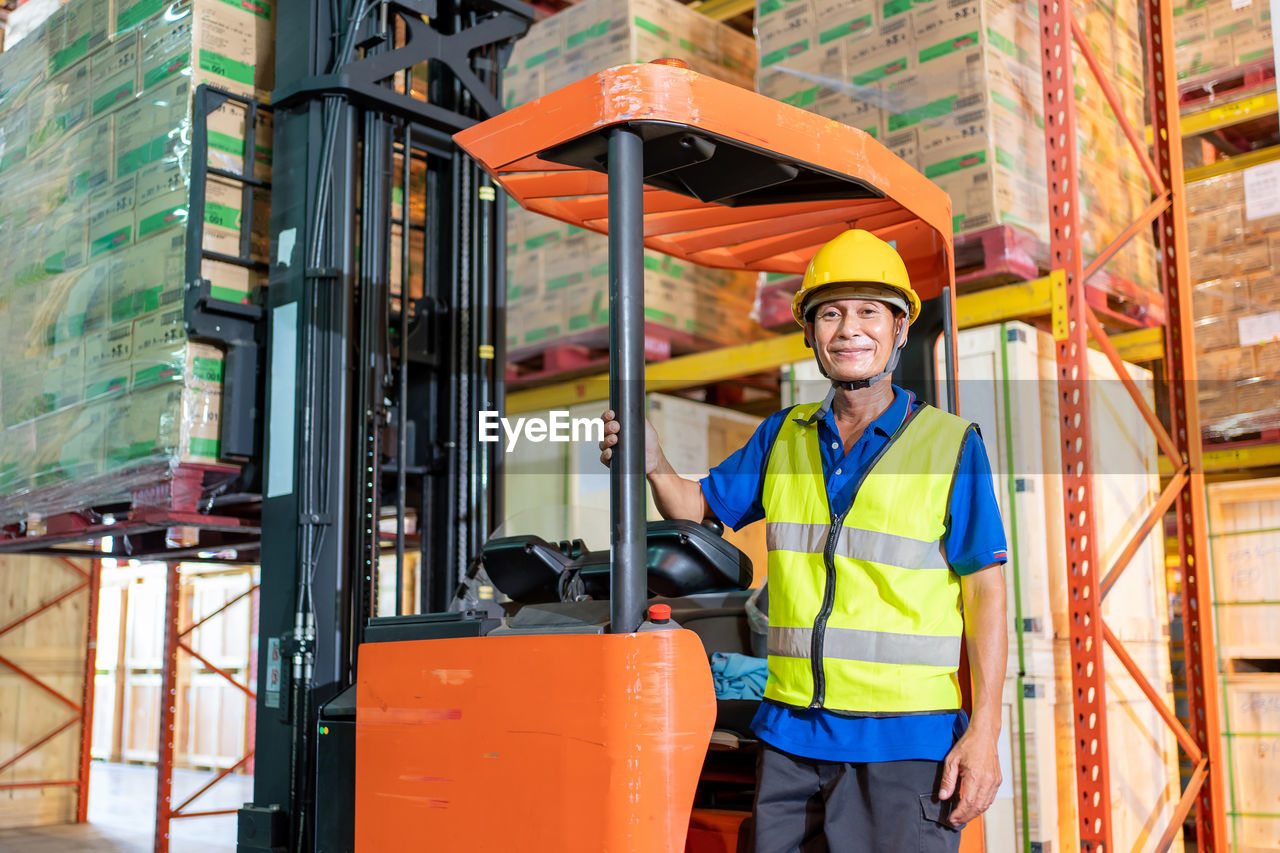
[0,761,250,852]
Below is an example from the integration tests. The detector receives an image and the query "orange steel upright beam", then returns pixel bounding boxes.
[76,559,102,822]
[1146,0,1228,844]
[1039,1,1113,850]
[155,561,182,853]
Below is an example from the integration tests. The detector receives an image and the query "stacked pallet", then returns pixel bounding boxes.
[781,321,1180,851]
[1174,0,1273,84]
[92,563,255,771]
[753,0,1159,291]
[0,0,274,524]
[500,0,763,370]
[1185,167,1280,440]
[1208,477,1280,852]
[0,554,92,829]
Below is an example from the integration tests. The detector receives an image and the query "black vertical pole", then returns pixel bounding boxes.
[942,284,957,415]
[608,125,646,635]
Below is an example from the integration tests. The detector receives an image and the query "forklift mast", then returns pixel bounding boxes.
[238,2,532,850]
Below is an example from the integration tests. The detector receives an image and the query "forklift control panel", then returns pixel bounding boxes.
[482,519,753,603]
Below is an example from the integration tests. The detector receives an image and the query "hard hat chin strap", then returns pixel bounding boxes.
[795,323,907,427]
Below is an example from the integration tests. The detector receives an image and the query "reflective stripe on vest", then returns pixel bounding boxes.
[760,402,973,715]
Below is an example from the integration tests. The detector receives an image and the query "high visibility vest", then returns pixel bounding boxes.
[761,402,974,715]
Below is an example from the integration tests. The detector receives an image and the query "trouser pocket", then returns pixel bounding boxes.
[917,793,960,853]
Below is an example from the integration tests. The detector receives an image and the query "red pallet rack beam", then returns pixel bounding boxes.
[1042,0,1229,847]
[1084,309,1181,462]
[1098,468,1188,598]
[179,584,258,639]
[77,559,101,823]
[1147,0,1229,845]
[155,562,183,853]
[0,717,80,776]
[155,568,258,849]
[171,750,255,816]
[1039,0,1113,846]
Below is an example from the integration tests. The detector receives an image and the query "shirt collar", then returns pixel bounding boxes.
[820,384,912,439]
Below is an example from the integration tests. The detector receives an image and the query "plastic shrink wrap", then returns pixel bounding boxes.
[0,0,273,525]
[1186,167,1280,440]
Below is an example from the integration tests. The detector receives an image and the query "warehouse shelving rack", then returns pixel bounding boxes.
[495,0,1234,849]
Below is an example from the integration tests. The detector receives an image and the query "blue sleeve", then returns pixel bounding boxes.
[698,409,788,531]
[944,428,1009,576]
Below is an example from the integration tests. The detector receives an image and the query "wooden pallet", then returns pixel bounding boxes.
[1204,426,1280,447]
[0,462,255,560]
[1084,268,1166,329]
[954,224,1049,292]
[1179,59,1276,110]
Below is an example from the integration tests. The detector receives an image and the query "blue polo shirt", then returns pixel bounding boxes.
[699,385,1007,762]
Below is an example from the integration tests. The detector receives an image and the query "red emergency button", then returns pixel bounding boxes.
[648,604,672,623]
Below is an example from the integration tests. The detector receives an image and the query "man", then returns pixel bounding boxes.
[599,229,1008,852]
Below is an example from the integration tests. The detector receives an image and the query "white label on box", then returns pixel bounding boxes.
[1231,0,1250,9]
[1238,311,1280,346]
[1243,160,1280,219]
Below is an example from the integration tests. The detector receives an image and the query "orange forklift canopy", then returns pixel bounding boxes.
[453,62,955,301]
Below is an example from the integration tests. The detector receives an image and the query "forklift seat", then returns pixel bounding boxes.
[482,519,753,603]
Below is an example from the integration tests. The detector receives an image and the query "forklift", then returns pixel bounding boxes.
[230,3,962,845]
[322,61,962,851]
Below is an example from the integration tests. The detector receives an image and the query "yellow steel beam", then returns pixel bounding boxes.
[955,275,1057,328]
[1102,326,1165,363]
[1181,90,1278,137]
[688,0,754,20]
[1147,90,1279,143]
[1160,441,1280,475]
[1185,144,1280,184]
[506,333,812,413]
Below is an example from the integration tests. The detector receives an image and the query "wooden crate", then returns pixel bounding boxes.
[1035,330,1168,645]
[107,564,255,770]
[982,674,1061,853]
[184,673,250,769]
[1208,478,1280,660]
[1221,674,1280,852]
[1054,638,1183,853]
[0,555,91,829]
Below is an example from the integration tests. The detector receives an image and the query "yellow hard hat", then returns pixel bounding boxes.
[791,229,921,326]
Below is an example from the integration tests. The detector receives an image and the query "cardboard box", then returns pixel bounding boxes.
[114,77,189,176]
[47,0,111,74]
[91,31,139,117]
[131,339,224,392]
[205,98,273,182]
[190,0,275,97]
[134,158,188,241]
[88,173,137,259]
[201,175,269,262]
[506,0,755,107]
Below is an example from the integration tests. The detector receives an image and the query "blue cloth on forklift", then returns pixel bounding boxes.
[710,652,768,700]
[698,385,1008,762]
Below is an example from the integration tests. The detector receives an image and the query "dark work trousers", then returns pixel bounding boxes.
[746,743,962,853]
